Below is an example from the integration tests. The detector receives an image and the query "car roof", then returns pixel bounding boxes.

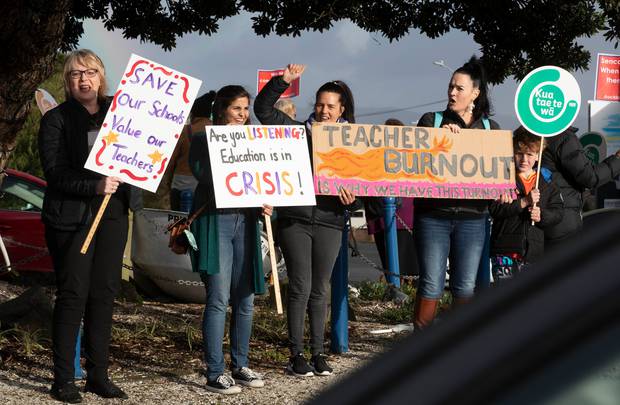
[5,168,46,187]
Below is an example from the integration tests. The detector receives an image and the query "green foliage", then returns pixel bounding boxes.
[39,1,620,84]
[10,55,65,179]
[358,280,388,301]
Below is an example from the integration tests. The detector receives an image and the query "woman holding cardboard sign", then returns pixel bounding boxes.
[38,49,130,402]
[188,85,272,395]
[254,64,361,378]
[412,56,500,330]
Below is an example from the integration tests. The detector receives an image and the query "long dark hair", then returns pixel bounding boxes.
[454,56,493,119]
[315,80,356,123]
[191,90,216,121]
[212,85,251,125]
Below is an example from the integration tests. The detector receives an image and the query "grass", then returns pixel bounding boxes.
[0,326,51,357]
[354,280,454,324]
[1,279,458,377]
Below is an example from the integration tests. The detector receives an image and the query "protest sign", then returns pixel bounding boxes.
[312,123,515,199]
[205,125,316,208]
[594,53,620,102]
[515,65,581,137]
[515,65,582,223]
[257,69,300,98]
[579,131,607,164]
[84,54,202,193]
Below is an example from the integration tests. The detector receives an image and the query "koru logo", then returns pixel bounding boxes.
[515,66,581,137]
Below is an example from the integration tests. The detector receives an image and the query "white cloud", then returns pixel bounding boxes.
[336,22,371,56]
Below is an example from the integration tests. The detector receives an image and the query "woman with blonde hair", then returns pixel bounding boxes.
[39,49,129,402]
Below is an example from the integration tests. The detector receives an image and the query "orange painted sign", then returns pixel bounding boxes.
[312,123,516,199]
[257,69,300,98]
[595,53,620,101]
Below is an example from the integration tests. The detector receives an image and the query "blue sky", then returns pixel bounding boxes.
[78,12,617,132]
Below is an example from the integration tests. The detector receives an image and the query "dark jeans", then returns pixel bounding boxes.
[414,215,486,299]
[278,220,342,356]
[45,215,128,384]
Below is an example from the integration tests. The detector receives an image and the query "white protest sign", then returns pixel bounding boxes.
[205,125,316,208]
[85,54,202,192]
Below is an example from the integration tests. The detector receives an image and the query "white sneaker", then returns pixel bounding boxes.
[232,367,265,388]
[205,374,242,395]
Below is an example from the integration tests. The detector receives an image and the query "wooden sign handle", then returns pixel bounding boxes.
[80,194,111,254]
[532,137,545,226]
[264,214,283,314]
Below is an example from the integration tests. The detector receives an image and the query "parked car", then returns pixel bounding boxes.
[0,169,52,273]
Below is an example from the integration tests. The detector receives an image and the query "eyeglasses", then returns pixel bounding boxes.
[69,69,98,79]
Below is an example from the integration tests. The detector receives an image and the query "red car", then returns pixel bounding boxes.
[0,168,52,273]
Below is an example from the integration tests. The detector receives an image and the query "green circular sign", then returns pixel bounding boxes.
[515,66,581,137]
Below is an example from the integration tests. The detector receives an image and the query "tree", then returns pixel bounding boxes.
[10,55,65,178]
[1,0,619,177]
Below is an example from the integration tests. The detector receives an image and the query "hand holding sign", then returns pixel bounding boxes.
[96,176,123,195]
[81,54,202,254]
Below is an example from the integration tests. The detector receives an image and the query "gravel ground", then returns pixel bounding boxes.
[0,345,382,405]
[0,280,403,404]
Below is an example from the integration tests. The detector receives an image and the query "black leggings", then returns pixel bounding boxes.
[45,215,128,384]
[278,220,342,356]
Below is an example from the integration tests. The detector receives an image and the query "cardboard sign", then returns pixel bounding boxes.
[257,69,299,98]
[205,125,316,208]
[515,66,581,137]
[589,100,620,157]
[84,54,202,192]
[312,123,516,199]
[595,53,620,101]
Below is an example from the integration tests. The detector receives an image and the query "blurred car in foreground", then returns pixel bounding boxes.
[311,209,620,405]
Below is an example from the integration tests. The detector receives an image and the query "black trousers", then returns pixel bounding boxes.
[373,229,420,277]
[278,220,342,356]
[45,214,128,384]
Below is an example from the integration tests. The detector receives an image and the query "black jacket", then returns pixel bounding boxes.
[541,129,620,241]
[38,97,130,230]
[254,76,361,229]
[414,109,501,218]
[489,174,563,262]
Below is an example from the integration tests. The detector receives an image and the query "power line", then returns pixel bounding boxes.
[356,99,448,118]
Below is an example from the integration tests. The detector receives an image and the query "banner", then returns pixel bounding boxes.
[206,125,316,208]
[595,53,620,102]
[84,54,202,192]
[312,123,516,199]
[257,69,300,98]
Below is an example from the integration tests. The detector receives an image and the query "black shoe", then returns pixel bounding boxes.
[286,353,314,377]
[84,379,128,399]
[310,354,333,376]
[232,367,265,388]
[50,381,82,403]
[205,374,242,395]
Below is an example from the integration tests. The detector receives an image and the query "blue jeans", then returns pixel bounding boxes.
[415,215,486,299]
[201,212,255,381]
